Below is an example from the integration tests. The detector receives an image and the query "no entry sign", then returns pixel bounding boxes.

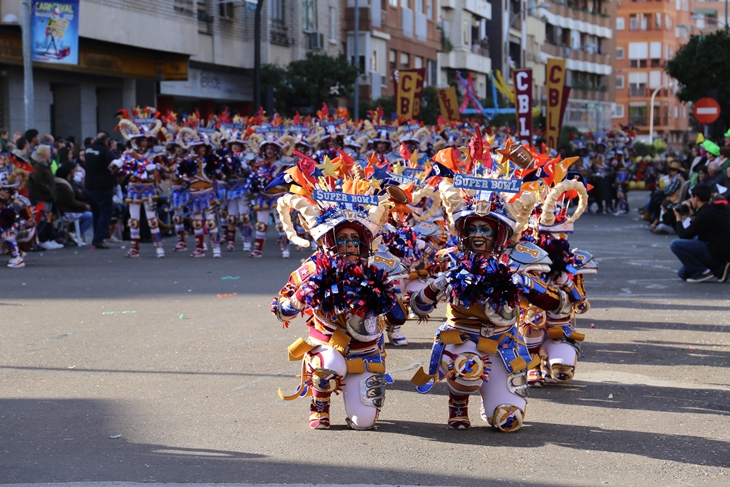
[693,97,721,125]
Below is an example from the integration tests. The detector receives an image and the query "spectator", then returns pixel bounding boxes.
[644,160,686,224]
[24,129,39,151]
[12,137,29,160]
[670,184,730,282]
[83,137,94,149]
[0,128,9,152]
[706,159,727,192]
[84,133,117,249]
[55,162,92,245]
[27,145,62,249]
[719,146,730,173]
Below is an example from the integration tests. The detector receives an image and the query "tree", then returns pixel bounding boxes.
[633,141,656,158]
[262,52,360,116]
[665,30,730,129]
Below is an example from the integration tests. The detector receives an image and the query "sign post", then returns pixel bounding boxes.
[512,69,533,147]
[546,59,567,150]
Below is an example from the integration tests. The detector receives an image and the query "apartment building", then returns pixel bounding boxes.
[439,0,492,99]
[613,0,692,145]
[342,0,440,103]
[541,0,616,133]
[0,0,340,140]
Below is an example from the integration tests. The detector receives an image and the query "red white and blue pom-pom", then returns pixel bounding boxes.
[177,159,199,178]
[304,252,398,319]
[381,226,423,263]
[446,252,520,309]
[537,235,576,278]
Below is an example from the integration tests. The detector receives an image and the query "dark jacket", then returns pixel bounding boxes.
[55,178,87,214]
[675,201,730,263]
[84,142,117,191]
[27,154,57,203]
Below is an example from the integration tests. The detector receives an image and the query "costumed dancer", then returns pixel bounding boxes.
[0,171,29,268]
[247,130,294,258]
[221,128,253,252]
[270,156,406,430]
[167,133,191,251]
[176,128,224,258]
[112,112,166,258]
[520,178,596,386]
[409,145,568,432]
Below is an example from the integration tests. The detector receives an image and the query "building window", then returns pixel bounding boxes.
[303,0,315,31]
[271,0,285,30]
[616,75,624,89]
[415,56,423,68]
[219,1,234,19]
[612,104,625,119]
[629,14,638,31]
[390,49,396,70]
[400,52,410,68]
[390,0,398,6]
[616,17,624,30]
[426,0,433,17]
[371,50,378,72]
[629,105,647,126]
[655,13,662,30]
[427,59,437,86]
[616,47,624,59]
[329,7,337,41]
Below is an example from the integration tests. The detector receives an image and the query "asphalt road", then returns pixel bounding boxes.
[1,191,728,487]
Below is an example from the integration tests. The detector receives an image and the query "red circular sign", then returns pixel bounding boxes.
[693,97,721,124]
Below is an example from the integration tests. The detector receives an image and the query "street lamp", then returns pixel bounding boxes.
[503,3,551,80]
[3,2,35,129]
[649,81,675,144]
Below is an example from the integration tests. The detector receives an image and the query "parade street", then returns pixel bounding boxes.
[1,191,729,487]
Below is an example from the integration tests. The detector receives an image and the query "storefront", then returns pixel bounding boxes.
[158,66,253,119]
[0,26,188,140]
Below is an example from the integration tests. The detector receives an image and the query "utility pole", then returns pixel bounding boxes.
[353,0,359,120]
[21,0,34,129]
[254,0,264,112]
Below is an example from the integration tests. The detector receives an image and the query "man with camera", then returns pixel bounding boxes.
[669,184,730,283]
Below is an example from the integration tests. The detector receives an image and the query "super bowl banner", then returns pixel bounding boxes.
[512,69,533,146]
[393,69,425,119]
[546,59,566,149]
[437,86,460,121]
[31,0,80,64]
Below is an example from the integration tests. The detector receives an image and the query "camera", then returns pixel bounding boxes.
[667,203,690,215]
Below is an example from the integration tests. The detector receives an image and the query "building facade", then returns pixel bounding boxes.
[613,0,692,145]
[341,0,440,104]
[541,0,616,133]
[0,0,340,140]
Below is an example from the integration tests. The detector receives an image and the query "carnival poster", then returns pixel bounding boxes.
[31,1,80,65]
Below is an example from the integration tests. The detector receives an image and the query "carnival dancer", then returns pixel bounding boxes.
[167,135,191,251]
[221,129,253,252]
[270,159,405,430]
[112,112,166,258]
[409,148,568,432]
[247,131,294,258]
[520,178,596,387]
[0,171,28,268]
[176,128,224,258]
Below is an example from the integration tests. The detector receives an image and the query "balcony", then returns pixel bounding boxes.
[548,3,611,29]
[542,42,612,71]
[465,0,492,19]
[629,86,647,98]
[569,88,609,102]
[543,5,612,40]
[439,49,491,74]
[629,116,647,126]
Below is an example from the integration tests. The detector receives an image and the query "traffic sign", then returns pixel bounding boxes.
[693,97,721,124]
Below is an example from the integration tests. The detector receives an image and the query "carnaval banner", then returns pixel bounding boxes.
[512,69,533,147]
[31,0,80,64]
[437,86,460,121]
[546,59,567,149]
[453,175,522,194]
[393,68,426,119]
[313,190,378,205]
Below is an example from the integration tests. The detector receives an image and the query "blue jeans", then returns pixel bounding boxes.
[670,238,723,280]
[87,188,114,245]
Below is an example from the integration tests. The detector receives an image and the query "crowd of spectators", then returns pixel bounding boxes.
[2,128,170,253]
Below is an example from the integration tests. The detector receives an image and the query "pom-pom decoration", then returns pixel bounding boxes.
[0,206,17,231]
[176,159,199,178]
[537,234,577,279]
[303,252,398,320]
[380,226,423,264]
[445,252,520,310]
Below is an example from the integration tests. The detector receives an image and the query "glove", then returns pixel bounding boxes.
[431,273,448,291]
[110,159,123,169]
[554,272,572,287]
[416,239,426,250]
[145,163,157,172]
[511,273,532,289]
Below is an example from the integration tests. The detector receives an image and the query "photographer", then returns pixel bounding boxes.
[669,184,730,283]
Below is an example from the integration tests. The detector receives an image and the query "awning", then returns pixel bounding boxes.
[694,10,717,15]
[629,101,647,107]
